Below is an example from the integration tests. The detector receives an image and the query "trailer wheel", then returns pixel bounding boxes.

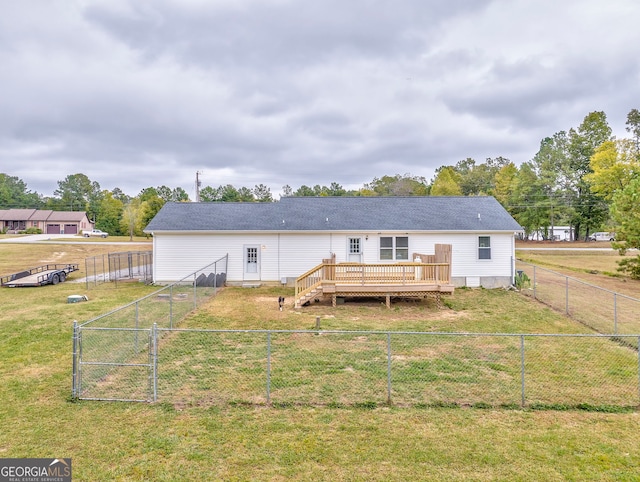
[51,274,60,285]
[59,272,66,283]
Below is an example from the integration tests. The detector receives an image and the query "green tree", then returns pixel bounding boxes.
[139,187,159,201]
[430,167,462,196]
[53,173,102,217]
[173,187,189,202]
[120,199,143,240]
[253,184,272,202]
[510,163,551,239]
[96,191,124,235]
[199,186,220,202]
[364,174,428,196]
[219,185,241,201]
[0,174,42,208]
[139,194,165,229]
[529,132,573,235]
[493,162,518,207]
[611,177,640,278]
[111,187,131,204]
[281,185,293,198]
[586,139,640,201]
[567,111,612,239]
[156,186,190,202]
[294,185,316,196]
[238,187,255,202]
[626,108,640,154]
[327,182,347,196]
[454,157,510,196]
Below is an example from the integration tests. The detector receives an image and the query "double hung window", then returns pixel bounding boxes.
[478,236,491,259]
[380,236,409,260]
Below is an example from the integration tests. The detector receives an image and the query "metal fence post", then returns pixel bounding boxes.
[135,301,139,352]
[169,285,173,329]
[533,266,537,299]
[614,293,618,334]
[266,331,272,404]
[386,333,392,404]
[520,335,526,408]
[72,321,78,399]
[152,323,158,402]
[565,276,569,315]
[194,273,198,309]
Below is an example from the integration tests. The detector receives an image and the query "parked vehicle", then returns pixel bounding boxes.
[588,232,615,241]
[83,229,109,238]
[1,264,79,287]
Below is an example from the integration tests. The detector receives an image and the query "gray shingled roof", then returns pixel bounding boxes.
[0,209,87,222]
[145,197,522,233]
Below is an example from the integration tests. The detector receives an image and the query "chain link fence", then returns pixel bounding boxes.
[73,255,228,401]
[515,260,640,336]
[84,250,153,288]
[73,257,640,408]
[75,327,640,408]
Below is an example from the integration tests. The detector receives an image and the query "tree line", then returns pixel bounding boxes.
[2,108,639,275]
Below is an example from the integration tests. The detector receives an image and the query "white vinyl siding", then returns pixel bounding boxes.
[152,231,516,287]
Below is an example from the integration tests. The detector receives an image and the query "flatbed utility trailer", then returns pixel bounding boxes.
[1,264,79,287]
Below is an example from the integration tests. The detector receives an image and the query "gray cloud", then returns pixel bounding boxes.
[0,0,639,199]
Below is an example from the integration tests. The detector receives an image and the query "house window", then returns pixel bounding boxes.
[479,236,491,259]
[349,237,361,255]
[380,236,409,260]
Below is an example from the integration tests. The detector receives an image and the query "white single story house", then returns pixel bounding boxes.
[528,225,573,241]
[145,196,523,289]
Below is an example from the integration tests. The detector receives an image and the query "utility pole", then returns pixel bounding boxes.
[195,171,202,202]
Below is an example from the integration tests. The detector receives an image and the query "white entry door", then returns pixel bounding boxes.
[348,237,363,262]
[244,245,260,280]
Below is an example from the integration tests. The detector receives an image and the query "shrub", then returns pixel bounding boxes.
[616,255,640,280]
[514,271,531,290]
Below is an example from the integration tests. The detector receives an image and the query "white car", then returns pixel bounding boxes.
[83,229,109,238]
[589,232,615,241]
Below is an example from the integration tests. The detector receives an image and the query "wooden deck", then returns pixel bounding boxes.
[295,262,454,308]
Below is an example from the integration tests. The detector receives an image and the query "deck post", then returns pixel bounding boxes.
[386,294,391,308]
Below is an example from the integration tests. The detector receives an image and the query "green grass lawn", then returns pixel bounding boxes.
[1,243,640,481]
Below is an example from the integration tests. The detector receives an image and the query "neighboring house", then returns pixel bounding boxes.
[145,196,523,289]
[0,209,93,234]
[529,225,573,241]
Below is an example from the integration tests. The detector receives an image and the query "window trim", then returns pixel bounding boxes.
[379,236,409,261]
[478,236,491,260]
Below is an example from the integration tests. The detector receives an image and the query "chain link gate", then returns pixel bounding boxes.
[73,324,157,402]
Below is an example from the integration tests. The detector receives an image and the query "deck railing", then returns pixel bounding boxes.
[295,262,451,303]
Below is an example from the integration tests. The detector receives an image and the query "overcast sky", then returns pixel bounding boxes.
[1,0,639,200]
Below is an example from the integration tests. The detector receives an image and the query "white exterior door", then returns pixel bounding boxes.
[348,237,363,263]
[244,245,260,280]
